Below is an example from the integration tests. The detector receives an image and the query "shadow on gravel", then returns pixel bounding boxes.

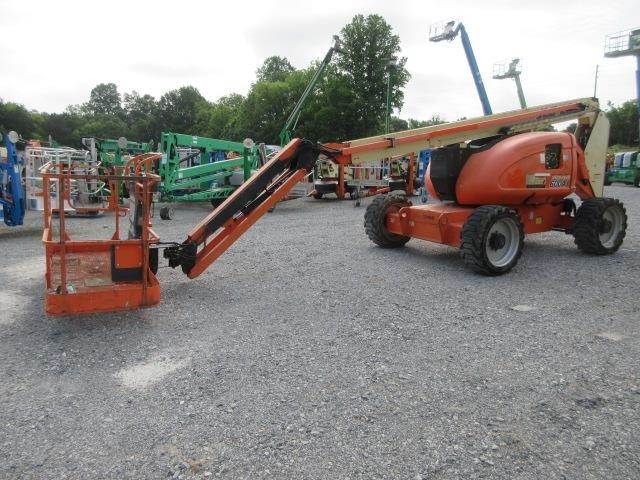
[0,226,43,239]
[13,291,156,341]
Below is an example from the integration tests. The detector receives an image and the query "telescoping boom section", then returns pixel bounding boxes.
[164,97,608,278]
[44,97,617,315]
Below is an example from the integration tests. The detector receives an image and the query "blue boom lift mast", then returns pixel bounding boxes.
[0,131,25,226]
[429,20,492,115]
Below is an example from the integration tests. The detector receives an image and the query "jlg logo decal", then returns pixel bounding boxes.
[550,175,570,187]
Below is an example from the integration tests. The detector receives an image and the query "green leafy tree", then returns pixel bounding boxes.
[123,91,160,142]
[195,93,246,140]
[39,111,85,147]
[408,115,445,129]
[389,116,408,132]
[0,100,38,138]
[86,83,123,116]
[606,100,638,147]
[158,86,208,133]
[301,67,360,142]
[0,13,421,148]
[256,56,295,83]
[238,68,315,144]
[336,14,410,138]
[78,114,128,140]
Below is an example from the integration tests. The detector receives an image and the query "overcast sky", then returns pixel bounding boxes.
[0,0,637,123]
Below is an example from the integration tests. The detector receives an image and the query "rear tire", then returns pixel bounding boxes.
[634,175,640,188]
[364,195,411,248]
[460,205,524,276]
[573,197,626,254]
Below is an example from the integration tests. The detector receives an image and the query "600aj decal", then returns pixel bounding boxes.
[550,175,570,188]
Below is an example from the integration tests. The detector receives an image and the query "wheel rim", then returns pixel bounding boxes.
[600,206,623,248]
[485,217,520,267]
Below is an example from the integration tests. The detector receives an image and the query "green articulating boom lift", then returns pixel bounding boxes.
[82,137,153,168]
[156,132,261,219]
[278,35,342,146]
[81,137,153,200]
[272,35,359,198]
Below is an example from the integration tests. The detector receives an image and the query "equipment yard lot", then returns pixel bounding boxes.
[1,187,639,479]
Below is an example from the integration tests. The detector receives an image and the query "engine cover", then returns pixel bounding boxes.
[426,132,579,206]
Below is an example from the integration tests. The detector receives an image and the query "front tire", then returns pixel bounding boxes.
[460,205,524,276]
[573,197,626,254]
[364,195,411,248]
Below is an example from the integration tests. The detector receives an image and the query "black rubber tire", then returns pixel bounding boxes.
[210,198,224,208]
[634,175,640,188]
[460,205,524,276]
[314,182,338,194]
[364,194,411,248]
[388,179,406,191]
[603,177,612,186]
[573,197,626,255]
[159,206,173,220]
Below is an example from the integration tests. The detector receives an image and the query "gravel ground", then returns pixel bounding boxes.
[0,186,639,479]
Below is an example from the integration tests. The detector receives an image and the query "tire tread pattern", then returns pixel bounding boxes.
[364,195,411,248]
[573,197,626,255]
[460,205,524,276]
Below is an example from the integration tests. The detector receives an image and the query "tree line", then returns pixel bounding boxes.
[0,15,440,148]
[0,13,637,149]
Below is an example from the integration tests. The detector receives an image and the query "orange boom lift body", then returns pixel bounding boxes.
[42,98,626,314]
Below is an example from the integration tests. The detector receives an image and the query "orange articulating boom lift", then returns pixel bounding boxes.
[43,98,627,315]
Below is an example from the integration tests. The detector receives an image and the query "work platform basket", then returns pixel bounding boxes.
[42,154,162,315]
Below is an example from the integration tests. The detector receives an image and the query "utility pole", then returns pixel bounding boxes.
[385,57,397,134]
[593,64,599,98]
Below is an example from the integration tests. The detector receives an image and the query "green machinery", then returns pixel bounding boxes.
[276,35,359,196]
[82,137,153,167]
[157,132,261,218]
[605,150,640,186]
[278,35,342,146]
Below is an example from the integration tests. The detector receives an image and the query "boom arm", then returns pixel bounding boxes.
[278,36,342,146]
[429,22,492,115]
[164,139,326,277]
[158,132,258,201]
[164,98,606,278]
[458,24,492,115]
